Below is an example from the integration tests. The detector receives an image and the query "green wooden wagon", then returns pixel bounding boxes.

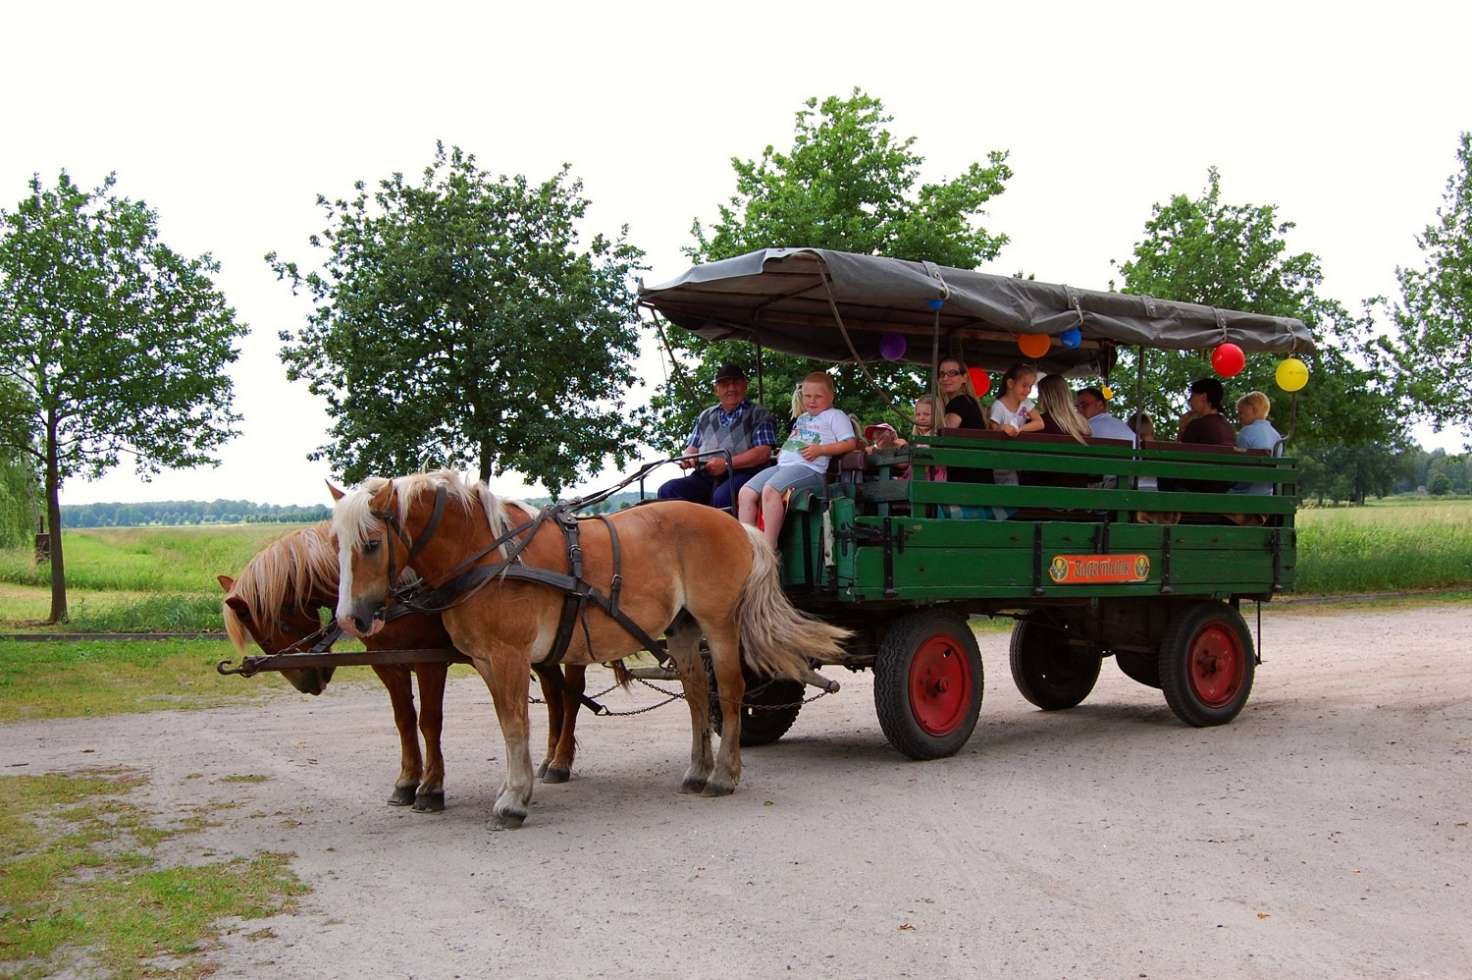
[640,248,1312,759]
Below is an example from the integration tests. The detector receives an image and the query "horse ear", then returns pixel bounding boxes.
[224,594,250,616]
[369,480,395,514]
[217,575,235,592]
[326,480,345,502]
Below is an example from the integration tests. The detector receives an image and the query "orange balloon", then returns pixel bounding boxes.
[1017,333,1051,358]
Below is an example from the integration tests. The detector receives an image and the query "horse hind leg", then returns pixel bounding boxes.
[702,620,744,797]
[666,620,714,794]
[372,665,422,806]
[412,663,449,812]
[543,664,585,784]
[532,665,566,781]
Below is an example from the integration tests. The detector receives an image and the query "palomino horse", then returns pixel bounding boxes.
[220,523,606,808]
[332,470,849,828]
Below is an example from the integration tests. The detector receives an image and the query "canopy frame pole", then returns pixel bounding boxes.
[1132,345,1147,490]
[930,307,941,417]
[753,340,765,404]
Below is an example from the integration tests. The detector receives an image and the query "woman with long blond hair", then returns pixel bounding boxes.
[1034,375,1090,444]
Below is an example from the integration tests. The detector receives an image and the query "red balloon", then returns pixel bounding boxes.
[968,367,991,397]
[1211,343,1246,378]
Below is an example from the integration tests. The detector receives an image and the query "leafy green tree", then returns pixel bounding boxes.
[1429,473,1452,496]
[1391,132,1472,441]
[0,172,246,621]
[272,144,645,495]
[1112,168,1399,455]
[643,90,1013,450]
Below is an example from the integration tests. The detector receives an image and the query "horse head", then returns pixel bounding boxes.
[332,478,411,638]
[218,566,337,697]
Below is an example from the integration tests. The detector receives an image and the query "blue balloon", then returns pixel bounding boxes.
[1060,326,1082,349]
[926,298,945,311]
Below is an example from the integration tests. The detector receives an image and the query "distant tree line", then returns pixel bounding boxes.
[60,500,330,528]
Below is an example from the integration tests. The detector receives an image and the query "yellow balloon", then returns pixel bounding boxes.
[1275,357,1309,392]
[1100,385,1114,400]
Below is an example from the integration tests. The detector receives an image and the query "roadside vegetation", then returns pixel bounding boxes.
[0,768,306,978]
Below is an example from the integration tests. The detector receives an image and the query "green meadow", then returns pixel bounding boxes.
[1294,499,1472,593]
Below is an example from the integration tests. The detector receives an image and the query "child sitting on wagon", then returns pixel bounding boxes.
[738,372,857,549]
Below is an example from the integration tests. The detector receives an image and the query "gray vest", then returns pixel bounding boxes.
[695,402,774,462]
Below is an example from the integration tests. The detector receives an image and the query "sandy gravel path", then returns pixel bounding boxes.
[4,604,1470,979]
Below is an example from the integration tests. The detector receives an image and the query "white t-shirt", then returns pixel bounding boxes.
[988,399,1034,485]
[989,398,1035,430]
[779,408,857,474]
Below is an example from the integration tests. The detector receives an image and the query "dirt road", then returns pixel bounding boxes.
[5,604,1470,979]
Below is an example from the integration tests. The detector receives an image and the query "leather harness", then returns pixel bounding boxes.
[370,485,670,668]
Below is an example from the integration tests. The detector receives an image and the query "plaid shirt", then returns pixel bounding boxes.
[686,401,778,451]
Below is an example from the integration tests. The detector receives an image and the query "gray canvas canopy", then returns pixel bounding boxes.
[638,248,1315,377]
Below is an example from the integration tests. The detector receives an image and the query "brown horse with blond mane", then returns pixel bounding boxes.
[332,469,849,829]
[220,521,607,809]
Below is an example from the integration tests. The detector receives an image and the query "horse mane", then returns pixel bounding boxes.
[332,468,537,561]
[222,521,339,651]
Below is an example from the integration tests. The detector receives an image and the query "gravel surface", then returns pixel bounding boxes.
[4,604,1469,979]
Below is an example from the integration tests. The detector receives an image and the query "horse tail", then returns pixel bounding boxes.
[608,658,632,691]
[735,524,850,679]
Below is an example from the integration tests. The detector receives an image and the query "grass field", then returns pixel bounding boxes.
[0,523,309,631]
[1295,499,1472,593]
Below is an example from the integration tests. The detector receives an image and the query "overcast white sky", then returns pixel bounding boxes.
[3,1,1467,506]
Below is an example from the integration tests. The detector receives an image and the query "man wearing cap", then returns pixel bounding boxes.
[1074,387,1137,446]
[657,364,779,510]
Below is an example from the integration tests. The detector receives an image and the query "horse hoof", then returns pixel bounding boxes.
[492,809,527,830]
[541,767,570,784]
[535,760,550,779]
[700,779,736,798]
[413,789,446,812]
[387,785,417,806]
[680,777,707,795]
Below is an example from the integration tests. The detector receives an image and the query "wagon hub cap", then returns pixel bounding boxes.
[909,635,972,736]
[1188,624,1245,708]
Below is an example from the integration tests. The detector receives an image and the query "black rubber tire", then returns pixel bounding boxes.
[1115,650,1162,689]
[873,609,984,760]
[705,656,805,747]
[1008,617,1102,710]
[1158,601,1256,727]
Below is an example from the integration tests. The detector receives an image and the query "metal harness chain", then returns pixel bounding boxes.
[632,675,831,713]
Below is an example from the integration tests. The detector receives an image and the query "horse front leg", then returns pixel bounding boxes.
[412,662,449,812]
[544,664,586,784]
[703,621,745,797]
[371,665,422,806]
[667,626,714,794]
[472,649,535,829]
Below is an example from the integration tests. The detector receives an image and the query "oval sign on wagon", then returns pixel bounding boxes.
[1047,554,1151,585]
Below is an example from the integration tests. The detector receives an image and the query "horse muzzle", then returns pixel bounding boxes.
[337,607,385,638]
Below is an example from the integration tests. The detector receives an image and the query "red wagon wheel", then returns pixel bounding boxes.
[1158,602,1255,727]
[874,609,983,760]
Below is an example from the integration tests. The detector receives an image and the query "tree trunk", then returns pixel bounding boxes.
[479,440,493,484]
[45,410,67,623]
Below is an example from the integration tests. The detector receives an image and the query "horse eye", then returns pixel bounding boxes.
[364,539,382,554]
